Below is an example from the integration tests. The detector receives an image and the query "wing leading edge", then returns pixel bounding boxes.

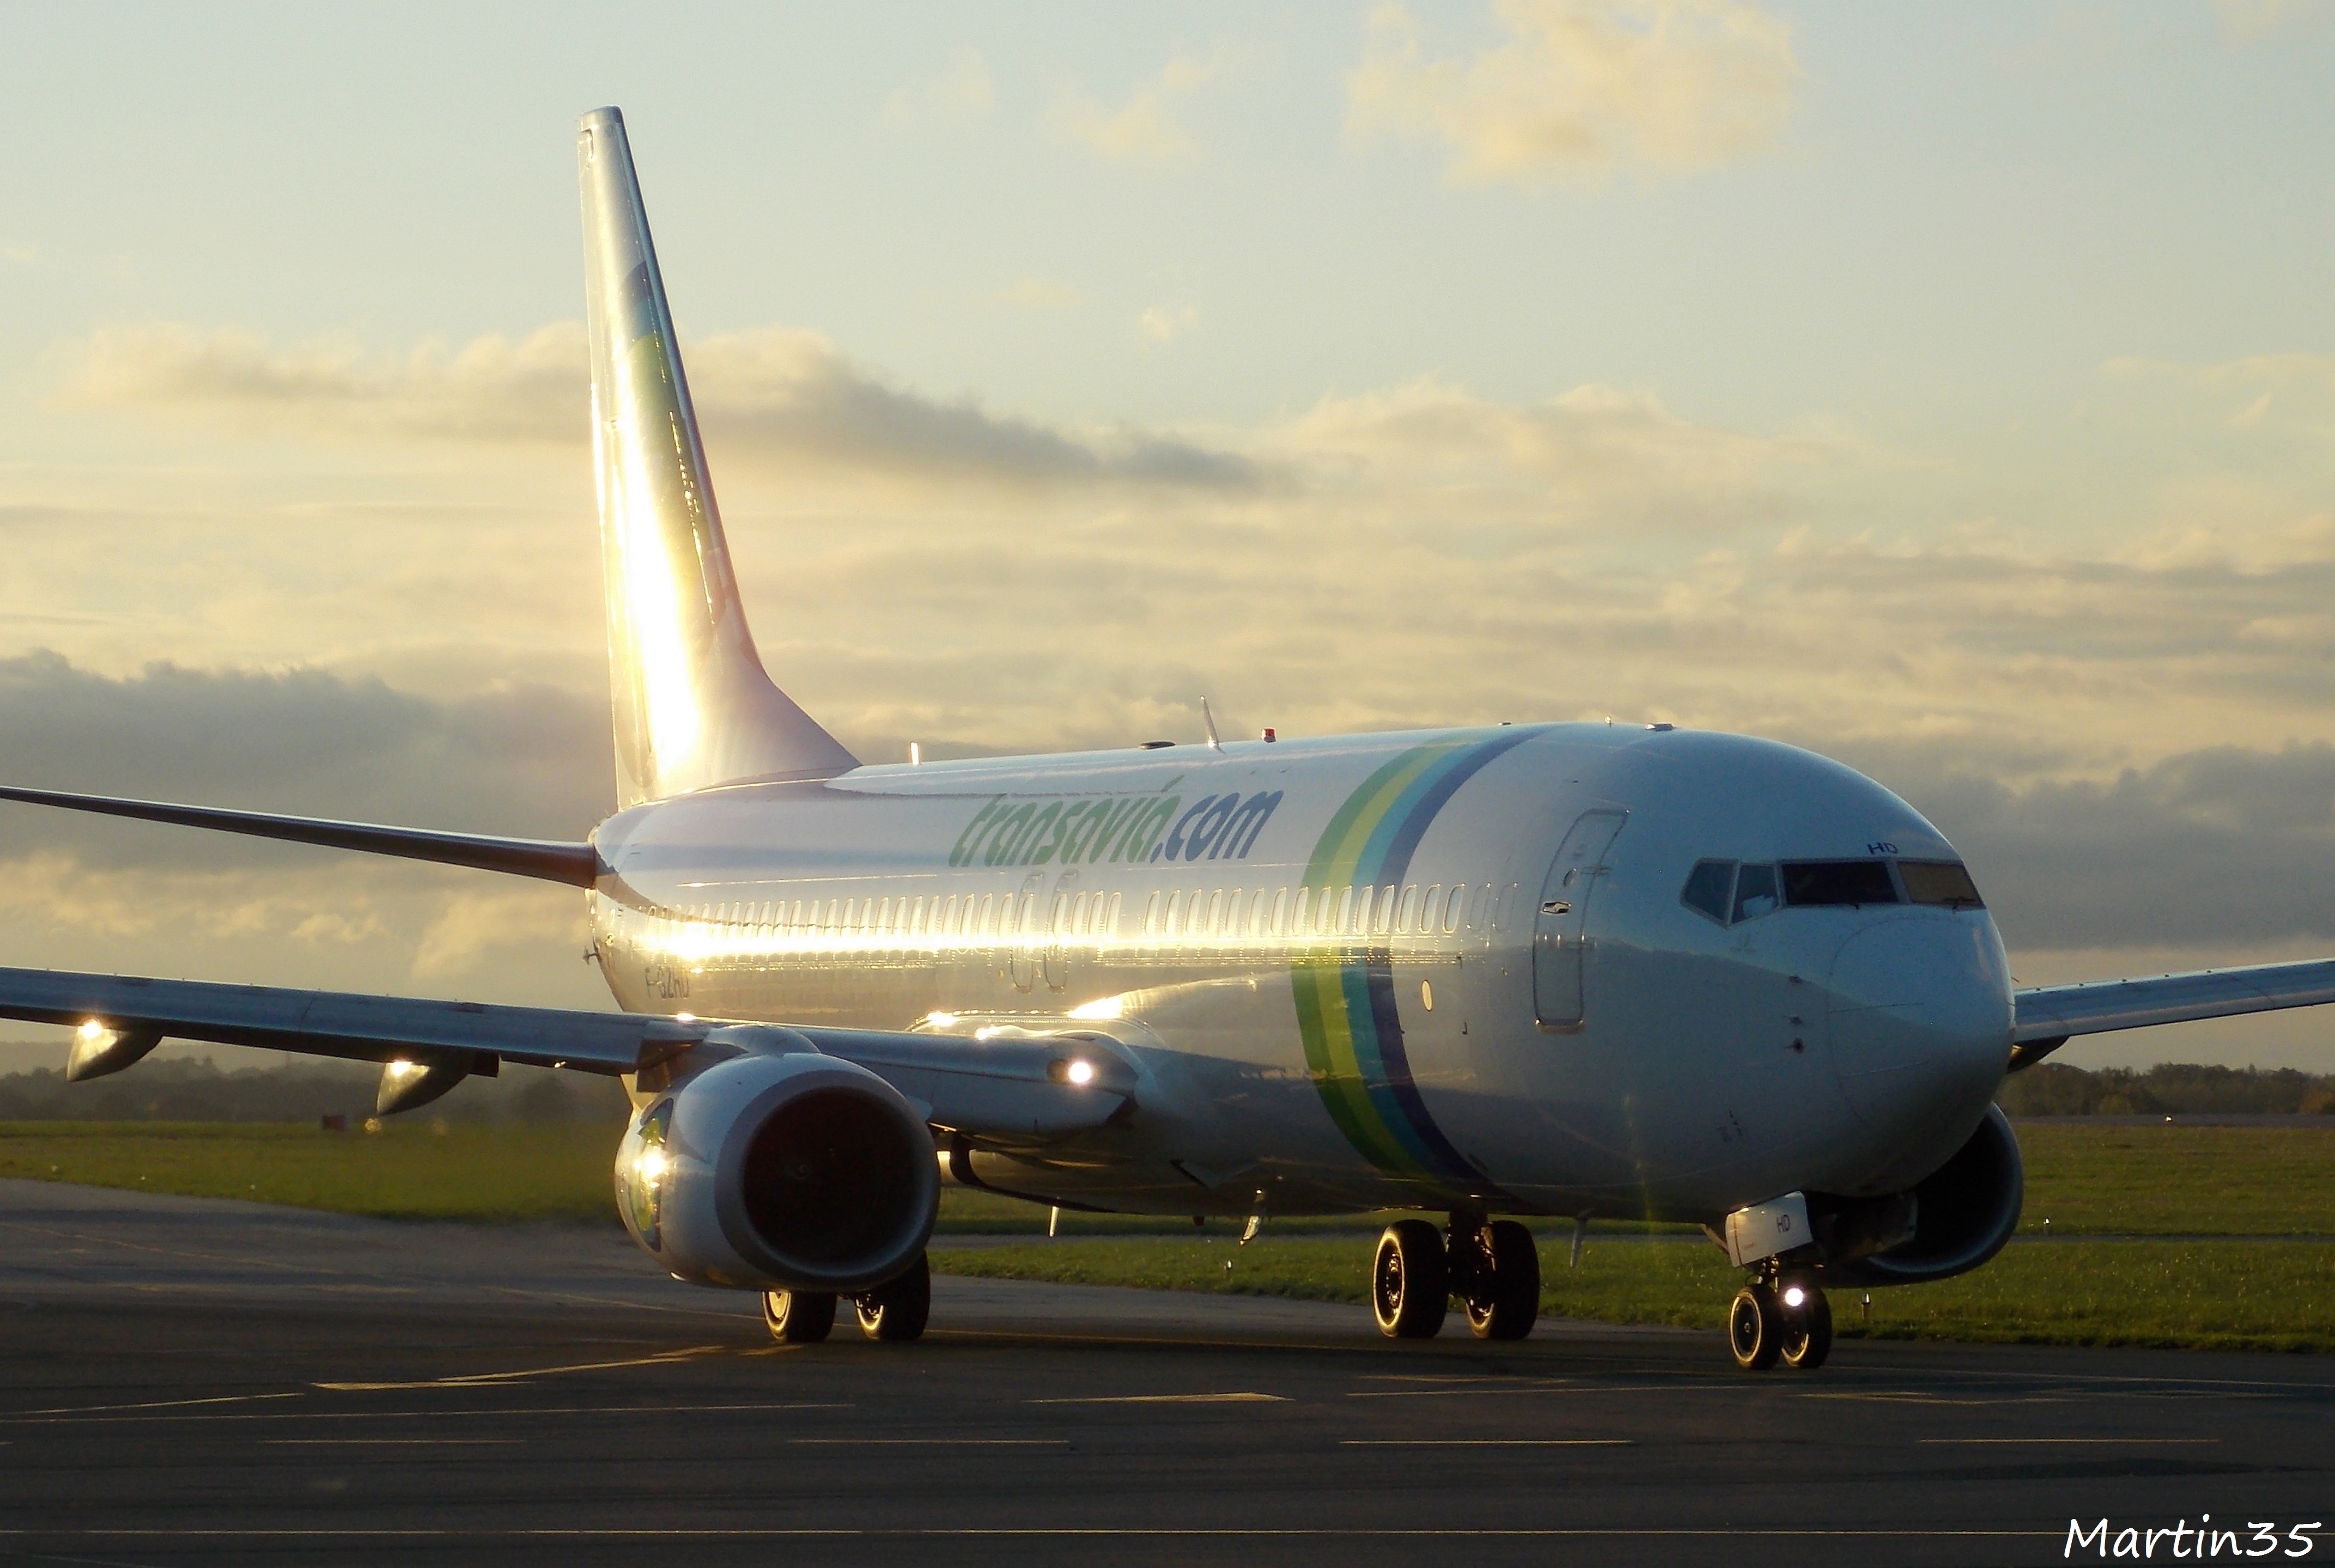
[2011,957,2335,1070]
[0,966,1135,1134]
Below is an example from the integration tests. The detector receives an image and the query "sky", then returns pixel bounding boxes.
[3,0,2334,1071]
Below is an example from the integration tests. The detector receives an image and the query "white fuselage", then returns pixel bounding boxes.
[587,722,2012,1225]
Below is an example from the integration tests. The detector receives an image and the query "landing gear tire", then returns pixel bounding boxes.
[1372,1219,1449,1339]
[1728,1283,1781,1370]
[1463,1219,1540,1341]
[1778,1278,1832,1370]
[854,1253,932,1343]
[764,1289,836,1344]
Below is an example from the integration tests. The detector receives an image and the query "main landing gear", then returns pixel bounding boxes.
[763,1253,932,1345]
[1728,1268,1831,1371]
[1371,1216,1541,1341]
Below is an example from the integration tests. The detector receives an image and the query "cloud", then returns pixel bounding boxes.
[1347,0,1798,186]
[1057,50,1235,164]
[2214,0,2332,42]
[1136,304,1199,342]
[58,321,585,444]
[1894,743,2335,952]
[2,243,34,267]
[994,277,1083,310]
[411,887,588,981]
[884,45,994,130]
[688,328,1256,487]
[0,655,609,1006]
[0,652,610,854]
[55,321,1257,491]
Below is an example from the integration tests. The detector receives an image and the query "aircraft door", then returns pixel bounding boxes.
[1042,869,1079,992]
[1532,810,1627,1032]
[1007,871,1045,992]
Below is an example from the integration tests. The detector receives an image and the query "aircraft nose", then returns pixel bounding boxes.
[1826,914,2011,1186]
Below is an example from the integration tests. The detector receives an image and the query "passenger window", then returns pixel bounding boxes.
[1681,859,1736,925]
[1141,892,1159,935]
[1334,886,1354,934]
[1900,860,1984,908]
[1165,890,1183,935]
[1072,891,1089,932]
[1270,888,1287,936]
[1103,892,1120,937]
[1397,884,1419,932]
[1780,861,1897,907]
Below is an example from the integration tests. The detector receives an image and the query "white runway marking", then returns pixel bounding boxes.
[1341,1438,1634,1447]
[1916,1436,2222,1445]
[316,1345,724,1390]
[1026,1392,1288,1404]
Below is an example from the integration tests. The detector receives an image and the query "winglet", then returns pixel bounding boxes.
[577,107,858,806]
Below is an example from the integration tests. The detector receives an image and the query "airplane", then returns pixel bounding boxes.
[8,106,2335,1369]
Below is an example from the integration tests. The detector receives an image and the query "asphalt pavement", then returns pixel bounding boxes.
[2,1177,2328,1567]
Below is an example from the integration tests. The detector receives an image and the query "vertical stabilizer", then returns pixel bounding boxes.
[577,107,857,806]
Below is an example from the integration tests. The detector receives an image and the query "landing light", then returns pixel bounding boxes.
[1781,1285,1807,1309]
[1066,1059,1096,1087]
[636,1147,670,1183]
[385,1059,422,1081]
[77,1019,105,1040]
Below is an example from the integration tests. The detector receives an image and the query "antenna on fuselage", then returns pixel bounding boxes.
[1199,697,1221,750]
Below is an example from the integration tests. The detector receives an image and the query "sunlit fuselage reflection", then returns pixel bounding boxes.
[589,723,2012,1227]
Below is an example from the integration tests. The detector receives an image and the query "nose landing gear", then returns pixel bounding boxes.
[1728,1269,1831,1371]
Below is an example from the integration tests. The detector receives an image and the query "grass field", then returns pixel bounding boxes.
[0,1121,625,1223]
[932,1236,2335,1353]
[4,1119,2331,1352]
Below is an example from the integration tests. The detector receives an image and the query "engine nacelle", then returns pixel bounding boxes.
[1820,1103,2024,1287]
[615,1049,939,1293]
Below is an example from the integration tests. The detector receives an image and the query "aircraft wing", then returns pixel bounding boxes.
[0,966,1134,1134]
[0,786,602,886]
[2010,957,2335,1070]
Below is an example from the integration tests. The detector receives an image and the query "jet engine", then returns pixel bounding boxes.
[1820,1105,2024,1287]
[614,1048,938,1294]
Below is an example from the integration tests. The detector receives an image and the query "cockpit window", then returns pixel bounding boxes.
[1731,862,1780,923]
[1780,859,1900,907]
[1680,859,1734,924]
[1900,859,1984,908]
